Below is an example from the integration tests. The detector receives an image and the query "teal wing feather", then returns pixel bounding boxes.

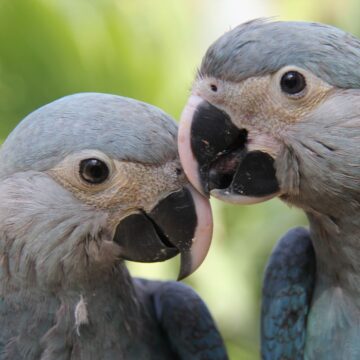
[261,227,316,360]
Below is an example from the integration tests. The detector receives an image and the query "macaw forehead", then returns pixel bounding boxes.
[200,19,360,88]
[0,93,178,178]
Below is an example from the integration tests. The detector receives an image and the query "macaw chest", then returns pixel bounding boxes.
[0,288,174,360]
[305,283,360,360]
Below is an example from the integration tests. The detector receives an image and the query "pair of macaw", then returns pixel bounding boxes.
[0,19,359,359]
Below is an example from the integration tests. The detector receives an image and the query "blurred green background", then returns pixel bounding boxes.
[0,0,358,358]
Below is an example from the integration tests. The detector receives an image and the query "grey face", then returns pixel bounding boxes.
[0,93,213,282]
[178,20,360,211]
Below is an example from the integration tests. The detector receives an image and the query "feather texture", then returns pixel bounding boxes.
[261,227,315,360]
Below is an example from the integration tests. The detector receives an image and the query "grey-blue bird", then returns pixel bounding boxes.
[0,93,228,359]
[178,20,360,359]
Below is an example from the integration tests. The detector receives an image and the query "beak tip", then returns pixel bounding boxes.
[177,272,187,282]
[177,251,192,280]
[176,250,203,281]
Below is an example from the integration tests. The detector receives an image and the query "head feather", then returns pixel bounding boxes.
[201,19,360,88]
[0,93,178,178]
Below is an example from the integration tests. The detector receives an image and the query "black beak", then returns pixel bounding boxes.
[178,96,279,204]
[113,186,213,279]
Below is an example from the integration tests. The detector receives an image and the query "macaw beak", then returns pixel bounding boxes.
[178,95,280,205]
[114,185,213,280]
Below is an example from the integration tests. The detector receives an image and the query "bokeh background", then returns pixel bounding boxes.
[0,0,358,358]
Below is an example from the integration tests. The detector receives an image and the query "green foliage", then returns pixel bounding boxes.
[0,0,197,136]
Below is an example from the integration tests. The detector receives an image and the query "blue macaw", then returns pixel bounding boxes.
[177,20,360,359]
[0,93,228,359]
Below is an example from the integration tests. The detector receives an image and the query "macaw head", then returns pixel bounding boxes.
[0,93,213,288]
[178,20,360,216]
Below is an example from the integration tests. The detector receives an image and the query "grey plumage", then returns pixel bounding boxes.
[0,93,226,359]
[178,19,360,359]
[276,90,360,213]
[201,19,360,88]
[0,93,178,179]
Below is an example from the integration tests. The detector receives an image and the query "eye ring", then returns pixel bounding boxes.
[79,158,110,184]
[280,70,306,96]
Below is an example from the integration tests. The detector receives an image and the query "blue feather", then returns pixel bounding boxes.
[135,279,228,360]
[261,227,315,359]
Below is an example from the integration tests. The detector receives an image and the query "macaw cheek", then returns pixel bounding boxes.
[113,186,213,279]
[178,95,280,205]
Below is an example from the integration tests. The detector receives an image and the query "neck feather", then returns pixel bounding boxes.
[308,210,360,295]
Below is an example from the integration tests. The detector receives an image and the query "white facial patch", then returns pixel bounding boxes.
[75,295,89,336]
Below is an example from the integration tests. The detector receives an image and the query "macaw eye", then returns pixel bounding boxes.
[280,71,306,95]
[80,158,109,184]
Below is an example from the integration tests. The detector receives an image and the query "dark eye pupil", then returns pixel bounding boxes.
[80,158,109,184]
[280,71,306,95]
